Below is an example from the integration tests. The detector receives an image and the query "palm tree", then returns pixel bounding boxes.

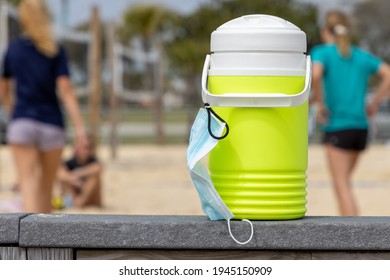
[120,4,178,91]
[166,6,224,133]
[119,4,179,144]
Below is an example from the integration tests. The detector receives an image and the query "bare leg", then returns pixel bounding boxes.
[39,148,63,213]
[88,175,102,206]
[11,144,40,212]
[60,181,78,198]
[74,174,102,207]
[326,144,360,216]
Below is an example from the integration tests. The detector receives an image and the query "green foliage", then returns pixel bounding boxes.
[166,0,320,80]
[118,0,321,107]
[6,0,22,6]
[354,0,390,62]
[119,4,180,91]
[119,4,179,49]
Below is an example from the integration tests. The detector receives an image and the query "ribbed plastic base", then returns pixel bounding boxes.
[211,171,307,220]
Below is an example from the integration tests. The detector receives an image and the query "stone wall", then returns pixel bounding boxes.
[1,214,390,260]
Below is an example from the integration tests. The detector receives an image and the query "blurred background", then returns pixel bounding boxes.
[2,0,390,146]
[1,0,390,216]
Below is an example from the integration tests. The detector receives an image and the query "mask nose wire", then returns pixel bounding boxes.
[227,219,254,245]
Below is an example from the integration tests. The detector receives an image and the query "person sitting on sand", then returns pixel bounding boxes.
[56,137,102,208]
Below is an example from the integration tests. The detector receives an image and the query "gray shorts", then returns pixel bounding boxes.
[7,119,66,151]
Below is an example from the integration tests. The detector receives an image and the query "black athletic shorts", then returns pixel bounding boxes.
[323,129,368,151]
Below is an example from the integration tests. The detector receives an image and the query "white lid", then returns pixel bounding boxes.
[210,15,307,53]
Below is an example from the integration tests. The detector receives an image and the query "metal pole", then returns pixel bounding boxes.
[87,5,102,154]
[115,44,123,94]
[107,22,118,160]
[154,41,164,145]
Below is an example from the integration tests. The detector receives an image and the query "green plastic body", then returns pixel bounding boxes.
[208,75,308,220]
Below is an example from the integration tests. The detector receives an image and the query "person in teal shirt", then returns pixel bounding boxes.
[312,44,381,132]
[311,10,390,216]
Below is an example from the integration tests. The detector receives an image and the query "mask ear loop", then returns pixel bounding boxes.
[227,219,254,245]
[204,103,229,140]
[205,103,249,243]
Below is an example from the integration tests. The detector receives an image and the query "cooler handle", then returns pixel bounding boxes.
[201,54,311,107]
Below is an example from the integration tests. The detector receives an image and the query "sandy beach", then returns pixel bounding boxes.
[1,143,390,217]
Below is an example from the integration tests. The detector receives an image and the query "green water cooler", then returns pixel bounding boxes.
[202,15,311,220]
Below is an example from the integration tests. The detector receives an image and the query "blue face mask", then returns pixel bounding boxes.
[187,108,233,221]
[187,107,253,245]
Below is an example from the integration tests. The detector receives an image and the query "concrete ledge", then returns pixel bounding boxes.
[17,215,390,250]
[0,213,29,244]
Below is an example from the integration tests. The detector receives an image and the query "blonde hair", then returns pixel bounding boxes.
[325,10,351,58]
[19,0,58,57]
